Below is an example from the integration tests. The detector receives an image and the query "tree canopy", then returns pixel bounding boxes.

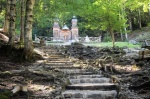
[0,0,150,41]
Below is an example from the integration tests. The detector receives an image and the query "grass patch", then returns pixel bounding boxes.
[83,42,140,48]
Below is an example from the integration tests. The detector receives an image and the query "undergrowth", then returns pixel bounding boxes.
[0,44,42,63]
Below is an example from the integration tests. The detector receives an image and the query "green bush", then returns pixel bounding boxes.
[147,23,150,27]
[103,36,112,42]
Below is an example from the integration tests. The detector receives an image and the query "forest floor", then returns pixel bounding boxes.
[0,27,150,99]
[0,43,150,99]
[0,45,68,99]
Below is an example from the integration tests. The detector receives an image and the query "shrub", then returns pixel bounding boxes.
[103,36,112,42]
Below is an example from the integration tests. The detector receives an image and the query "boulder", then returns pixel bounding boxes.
[0,33,9,43]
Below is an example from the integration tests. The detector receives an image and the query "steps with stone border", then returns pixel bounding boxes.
[63,90,117,99]
[42,46,118,99]
[69,78,110,84]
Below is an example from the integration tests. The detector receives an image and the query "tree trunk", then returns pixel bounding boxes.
[119,10,124,41]
[109,27,115,47]
[24,0,35,59]
[128,13,133,31]
[138,8,142,29]
[3,0,10,35]
[120,29,123,41]
[8,0,16,47]
[20,0,25,42]
[124,27,128,41]
[122,5,128,41]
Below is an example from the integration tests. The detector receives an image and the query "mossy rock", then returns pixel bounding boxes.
[0,90,13,99]
[0,94,9,99]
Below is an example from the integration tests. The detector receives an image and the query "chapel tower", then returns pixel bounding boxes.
[71,16,79,40]
[53,18,60,41]
[53,16,79,42]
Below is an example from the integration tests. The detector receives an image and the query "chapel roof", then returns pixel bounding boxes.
[62,24,69,30]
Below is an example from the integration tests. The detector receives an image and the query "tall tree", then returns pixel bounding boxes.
[120,1,128,41]
[8,0,16,47]
[79,0,127,47]
[3,0,10,35]
[20,0,25,42]
[24,0,35,59]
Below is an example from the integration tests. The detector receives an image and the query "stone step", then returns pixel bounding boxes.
[70,78,110,84]
[48,57,66,60]
[44,50,57,52]
[62,90,117,99]
[67,72,95,75]
[66,83,117,90]
[46,51,60,53]
[41,49,57,51]
[46,61,72,63]
[43,49,59,51]
[44,65,81,69]
[45,63,73,66]
[48,58,70,61]
[48,53,62,55]
[60,69,87,74]
[45,51,60,53]
[49,55,65,57]
[69,74,103,79]
[49,56,65,59]
[49,57,68,60]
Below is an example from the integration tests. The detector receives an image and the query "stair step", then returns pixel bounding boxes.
[48,57,67,60]
[45,63,73,66]
[43,49,57,52]
[47,60,71,62]
[70,78,110,84]
[68,72,95,75]
[45,51,57,53]
[62,90,117,99]
[60,69,87,73]
[47,52,61,54]
[48,59,70,61]
[49,57,65,59]
[49,56,65,58]
[46,61,72,63]
[49,54,64,56]
[44,65,81,69]
[69,74,103,79]
[66,83,117,90]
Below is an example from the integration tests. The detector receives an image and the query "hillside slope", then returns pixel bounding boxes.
[128,27,150,41]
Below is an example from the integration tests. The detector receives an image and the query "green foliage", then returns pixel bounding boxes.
[148,23,150,27]
[103,35,112,42]
[0,90,12,99]
[1,0,150,41]
[0,0,6,12]
[15,29,20,35]
[0,11,4,27]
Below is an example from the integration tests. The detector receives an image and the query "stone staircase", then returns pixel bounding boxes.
[43,46,118,99]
